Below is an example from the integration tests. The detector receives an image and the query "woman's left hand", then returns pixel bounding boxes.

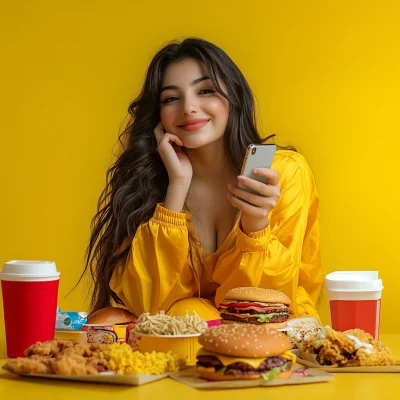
[227,168,280,234]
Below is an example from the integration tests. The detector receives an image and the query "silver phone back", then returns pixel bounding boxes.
[238,144,276,194]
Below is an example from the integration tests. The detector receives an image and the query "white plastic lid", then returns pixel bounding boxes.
[325,271,383,292]
[0,260,60,282]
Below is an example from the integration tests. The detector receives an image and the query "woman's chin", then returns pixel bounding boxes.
[181,135,223,149]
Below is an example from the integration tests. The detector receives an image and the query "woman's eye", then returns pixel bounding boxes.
[199,88,216,95]
[161,96,178,104]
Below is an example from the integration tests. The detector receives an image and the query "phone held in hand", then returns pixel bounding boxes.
[238,144,277,194]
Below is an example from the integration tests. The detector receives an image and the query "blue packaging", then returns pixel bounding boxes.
[56,307,88,330]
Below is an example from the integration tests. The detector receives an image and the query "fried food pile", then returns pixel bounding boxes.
[5,340,109,375]
[286,317,323,348]
[4,340,186,376]
[300,327,400,367]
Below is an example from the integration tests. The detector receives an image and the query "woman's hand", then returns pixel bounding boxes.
[154,122,193,186]
[227,168,280,234]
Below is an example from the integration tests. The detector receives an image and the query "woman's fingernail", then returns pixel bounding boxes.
[253,168,258,174]
[237,175,245,182]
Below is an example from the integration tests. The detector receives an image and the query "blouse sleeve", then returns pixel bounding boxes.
[109,204,195,316]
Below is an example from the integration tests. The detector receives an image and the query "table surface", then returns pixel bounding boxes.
[0,334,399,399]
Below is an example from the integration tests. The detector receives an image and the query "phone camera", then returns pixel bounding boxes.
[251,147,256,155]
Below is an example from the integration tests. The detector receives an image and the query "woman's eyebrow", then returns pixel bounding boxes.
[160,76,210,93]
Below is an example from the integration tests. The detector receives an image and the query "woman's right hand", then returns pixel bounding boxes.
[154,122,193,187]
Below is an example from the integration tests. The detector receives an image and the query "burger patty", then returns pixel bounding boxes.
[219,307,290,315]
[220,312,290,324]
[197,355,290,375]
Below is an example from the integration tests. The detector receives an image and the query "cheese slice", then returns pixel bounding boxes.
[282,350,296,363]
[197,348,296,369]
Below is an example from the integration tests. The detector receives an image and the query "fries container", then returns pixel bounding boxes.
[135,332,202,365]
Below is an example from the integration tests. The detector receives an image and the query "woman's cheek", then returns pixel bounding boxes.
[160,108,176,133]
[204,97,229,122]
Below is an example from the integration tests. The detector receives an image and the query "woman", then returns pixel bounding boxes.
[84,37,324,320]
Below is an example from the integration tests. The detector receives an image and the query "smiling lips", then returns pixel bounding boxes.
[178,118,209,131]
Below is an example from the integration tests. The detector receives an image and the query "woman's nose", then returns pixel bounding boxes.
[182,96,199,115]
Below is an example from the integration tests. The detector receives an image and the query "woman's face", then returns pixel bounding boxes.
[160,57,229,149]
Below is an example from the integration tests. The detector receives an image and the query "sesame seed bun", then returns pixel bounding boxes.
[198,324,291,358]
[87,307,137,325]
[224,287,291,305]
[197,367,292,381]
[221,319,288,330]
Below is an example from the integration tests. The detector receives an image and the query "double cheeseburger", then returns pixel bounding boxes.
[196,324,295,381]
[218,287,293,329]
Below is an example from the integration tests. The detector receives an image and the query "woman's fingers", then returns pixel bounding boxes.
[228,185,279,215]
[229,182,275,200]
[237,169,279,195]
[227,168,280,218]
[154,123,183,149]
[153,122,165,145]
[252,168,279,185]
[227,192,270,217]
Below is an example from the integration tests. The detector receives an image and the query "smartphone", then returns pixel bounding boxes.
[238,144,277,194]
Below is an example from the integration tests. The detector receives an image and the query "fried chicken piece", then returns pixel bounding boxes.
[61,343,108,358]
[50,354,107,375]
[301,327,400,367]
[24,340,76,357]
[6,340,110,376]
[5,356,54,374]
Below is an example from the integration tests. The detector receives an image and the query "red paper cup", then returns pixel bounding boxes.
[0,260,60,357]
[325,271,383,340]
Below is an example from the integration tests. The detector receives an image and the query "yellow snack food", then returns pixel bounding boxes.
[99,343,185,375]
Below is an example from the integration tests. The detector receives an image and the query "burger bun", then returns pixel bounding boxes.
[199,324,291,358]
[224,287,291,305]
[87,307,137,325]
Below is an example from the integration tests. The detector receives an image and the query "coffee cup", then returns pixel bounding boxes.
[0,260,60,357]
[325,271,383,340]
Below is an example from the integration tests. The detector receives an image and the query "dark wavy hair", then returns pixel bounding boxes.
[83,37,285,313]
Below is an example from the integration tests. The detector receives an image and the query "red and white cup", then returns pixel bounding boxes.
[0,260,60,357]
[325,271,383,340]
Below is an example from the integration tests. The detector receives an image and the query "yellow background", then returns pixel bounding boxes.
[1,1,400,355]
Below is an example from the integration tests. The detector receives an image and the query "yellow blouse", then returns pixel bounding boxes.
[110,150,324,318]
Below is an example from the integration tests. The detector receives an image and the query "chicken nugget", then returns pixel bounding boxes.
[24,340,76,357]
[5,357,54,374]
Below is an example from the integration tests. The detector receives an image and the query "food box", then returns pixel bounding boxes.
[2,365,168,386]
[169,364,334,389]
[82,322,138,350]
[293,350,400,373]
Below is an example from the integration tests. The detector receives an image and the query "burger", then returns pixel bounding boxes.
[218,287,293,329]
[196,324,295,381]
[86,307,137,325]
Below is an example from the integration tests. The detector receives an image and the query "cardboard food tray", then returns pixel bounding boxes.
[169,363,334,389]
[2,365,169,386]
[292,350,400,373]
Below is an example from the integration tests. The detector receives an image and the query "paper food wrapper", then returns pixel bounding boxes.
[169,364,333,389]
[2,365,168,386]
[292,350,400,373]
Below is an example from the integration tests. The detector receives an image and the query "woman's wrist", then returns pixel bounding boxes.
[241,217,270,235]
[164,181,190,212]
